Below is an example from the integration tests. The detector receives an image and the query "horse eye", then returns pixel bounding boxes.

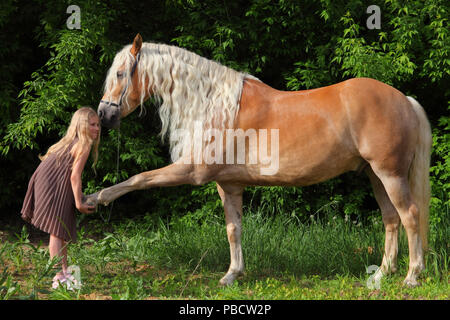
[117,71,124,78]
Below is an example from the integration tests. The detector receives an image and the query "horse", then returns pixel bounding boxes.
[90,34,432,287]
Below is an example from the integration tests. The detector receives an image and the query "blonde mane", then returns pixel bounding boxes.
[104,42,257,162]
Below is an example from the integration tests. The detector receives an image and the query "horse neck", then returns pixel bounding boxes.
[149,53,246,128]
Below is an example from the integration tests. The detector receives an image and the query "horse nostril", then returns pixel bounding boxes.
[98,109,104,119]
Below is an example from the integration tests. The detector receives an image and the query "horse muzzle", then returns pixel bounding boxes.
[98,100,121,129]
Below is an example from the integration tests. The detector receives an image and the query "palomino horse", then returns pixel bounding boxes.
[90,34,431,287]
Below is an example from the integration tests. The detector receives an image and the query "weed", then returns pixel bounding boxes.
[1,208,448,300]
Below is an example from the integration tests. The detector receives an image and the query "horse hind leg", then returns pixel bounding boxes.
[370,167,425,287]
[216,182,244,286]
[366,167,400,275]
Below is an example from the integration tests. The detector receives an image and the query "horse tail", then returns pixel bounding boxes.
[407,96,432,252]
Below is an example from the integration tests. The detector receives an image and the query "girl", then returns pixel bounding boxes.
[21,107,100,289]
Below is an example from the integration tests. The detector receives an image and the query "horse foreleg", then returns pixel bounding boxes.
[216,182,245,286]
[87,163,199,206]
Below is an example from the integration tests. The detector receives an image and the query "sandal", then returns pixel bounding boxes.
[51,273,67,290]
[51,267,82,291]
[64,272,80,291]
[64,266,82,290]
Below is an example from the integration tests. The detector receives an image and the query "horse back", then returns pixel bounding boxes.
[223,78,417,186]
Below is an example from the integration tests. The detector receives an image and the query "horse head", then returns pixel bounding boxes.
[98,33,145,128]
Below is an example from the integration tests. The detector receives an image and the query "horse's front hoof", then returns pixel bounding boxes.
[219,274,235,287]
[219,271,243,286]
[83,193,99,211]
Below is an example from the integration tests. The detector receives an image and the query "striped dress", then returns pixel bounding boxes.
[21,138,78,242]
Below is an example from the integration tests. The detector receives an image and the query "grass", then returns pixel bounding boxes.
[0,209,448,300]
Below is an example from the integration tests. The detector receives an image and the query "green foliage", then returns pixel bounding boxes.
[0,0,448,245]
[0,267,19,300]
[430,111,450,211]
[2,0,115,153]
[429,107,450,249]
[1,212,447,299]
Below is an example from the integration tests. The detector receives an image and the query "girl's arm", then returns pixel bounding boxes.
[71,148,95,214]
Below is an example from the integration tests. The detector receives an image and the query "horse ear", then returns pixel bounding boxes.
[131,33,142,56]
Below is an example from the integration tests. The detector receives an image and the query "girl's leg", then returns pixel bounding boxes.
[49,234,68,275]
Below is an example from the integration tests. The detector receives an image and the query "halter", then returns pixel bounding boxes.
[100,53,141,110]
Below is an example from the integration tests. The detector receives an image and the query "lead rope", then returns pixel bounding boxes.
[100,126,120,223]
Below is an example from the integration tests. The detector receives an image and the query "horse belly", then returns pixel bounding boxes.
[229,79,365,187]
[242,112,363,186]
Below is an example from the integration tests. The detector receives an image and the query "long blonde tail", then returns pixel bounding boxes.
[407,96,432,252]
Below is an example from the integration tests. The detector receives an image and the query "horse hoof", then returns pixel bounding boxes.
[403,278,420,288]
[219,270,244,286]
[219,277,233,286]
[85,196,97,206]
[83,194,98,210]
[219,274,236,286]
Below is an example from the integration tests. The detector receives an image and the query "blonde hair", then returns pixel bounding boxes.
[39,107,100,170]
[103,42,258,162]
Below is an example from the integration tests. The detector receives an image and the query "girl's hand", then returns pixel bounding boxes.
[77,202,96,214]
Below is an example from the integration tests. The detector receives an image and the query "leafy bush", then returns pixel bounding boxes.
[0,0,448,245]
